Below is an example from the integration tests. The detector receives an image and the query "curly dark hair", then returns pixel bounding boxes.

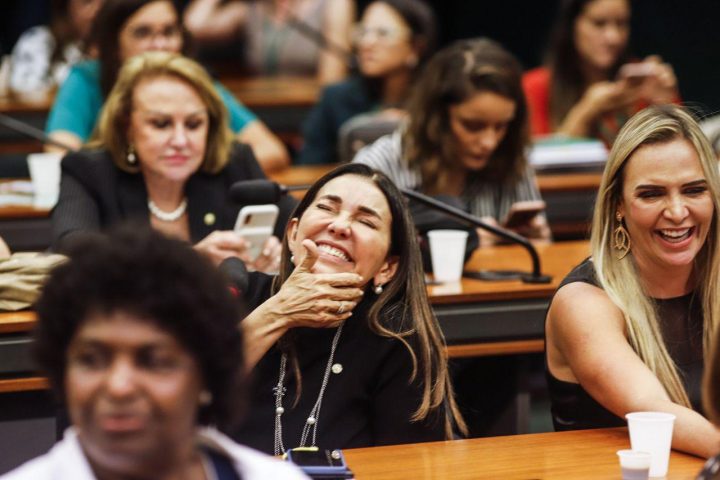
[33,224,245,428]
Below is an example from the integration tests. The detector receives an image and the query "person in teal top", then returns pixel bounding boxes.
[46,0,290,171]
[47,59,257,144]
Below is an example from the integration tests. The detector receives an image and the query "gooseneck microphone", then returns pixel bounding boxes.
[286,12,355,70]
[228,179,552,284]
[0,112,77,151]
[402,189,551,284]
[228,178,310,205]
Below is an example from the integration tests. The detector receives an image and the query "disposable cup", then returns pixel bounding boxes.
[428,229,468,283]
[617,450,651,480]
[626,412,675,477]
[27,152,62,208]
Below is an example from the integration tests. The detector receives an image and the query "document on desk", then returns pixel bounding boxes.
[0,180,34,206]
[529,136,608,171]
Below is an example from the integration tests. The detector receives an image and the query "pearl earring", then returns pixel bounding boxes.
[290,255,295,265]
[374,284,383,295]
[126,144,137,165]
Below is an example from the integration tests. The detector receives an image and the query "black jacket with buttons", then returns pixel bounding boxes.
[51,143,297,251]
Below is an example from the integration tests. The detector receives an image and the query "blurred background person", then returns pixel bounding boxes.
[2,226,307,479]
[296,0,436,165]
[523,0,679,145]
[234,163,466,453]
[355,38,550,245]
[45,0,290,171]
[545,105,720,458]
[52,51,296,270]
[183,0,354,85]
[9,0,103,98]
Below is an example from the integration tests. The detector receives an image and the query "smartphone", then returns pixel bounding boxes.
[233,204,279,261]
[285,448,350,476]
[618,63,655,84]
[502,200,546,229]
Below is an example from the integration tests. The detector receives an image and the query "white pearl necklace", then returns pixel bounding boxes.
[148,198,188,222]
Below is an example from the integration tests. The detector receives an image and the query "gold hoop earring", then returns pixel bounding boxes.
[613,213,631,260]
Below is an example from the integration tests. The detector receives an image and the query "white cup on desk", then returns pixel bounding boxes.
[27,152,62,209]
[626,411,676,477]
[428,229,468,283]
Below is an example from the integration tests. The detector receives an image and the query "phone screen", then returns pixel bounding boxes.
[289,450,344,467]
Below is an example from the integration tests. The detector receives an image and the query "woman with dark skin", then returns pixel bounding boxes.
[3,226,306,479]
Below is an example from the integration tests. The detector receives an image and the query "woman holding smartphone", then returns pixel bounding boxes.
[523,0,679,145]
[354,38,550,245]
[51,51,296,271]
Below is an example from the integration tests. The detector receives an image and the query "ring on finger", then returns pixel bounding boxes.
[337,302,345,315]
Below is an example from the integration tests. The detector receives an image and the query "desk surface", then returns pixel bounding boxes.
[343,427,704,479]
[0,241,588,332]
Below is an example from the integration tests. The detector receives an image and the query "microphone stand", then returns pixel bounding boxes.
[402,189,552,284]
[286,12,355,70]
[0,112,77,151]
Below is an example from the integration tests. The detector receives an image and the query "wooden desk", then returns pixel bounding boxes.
[344,427,704,479]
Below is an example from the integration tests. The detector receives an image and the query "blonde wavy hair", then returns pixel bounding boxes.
[591,104,720,407]
[93,51,234,174]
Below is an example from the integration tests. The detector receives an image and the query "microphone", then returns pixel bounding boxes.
[0,112,77,151]
[219,256,249,297]
[286,12,355,70]
[402,189,551,284]
[228,179,310,205]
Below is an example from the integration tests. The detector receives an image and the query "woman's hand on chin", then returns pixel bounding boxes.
[271,239,365,329]
[194,230,252,266]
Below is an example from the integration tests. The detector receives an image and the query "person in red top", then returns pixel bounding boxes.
[523,0,679,146]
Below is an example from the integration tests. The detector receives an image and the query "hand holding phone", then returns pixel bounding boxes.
[234,204,279,262]
[618,62,656,85]
[502,200,546,229]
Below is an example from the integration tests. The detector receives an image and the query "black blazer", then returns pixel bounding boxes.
[52,143,297,251]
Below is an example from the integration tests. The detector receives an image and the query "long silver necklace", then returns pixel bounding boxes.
[148,198,188,222]
[273,323,344,456]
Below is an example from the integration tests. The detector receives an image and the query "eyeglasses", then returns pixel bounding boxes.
[352,25,410,43]
[129,24,182,43]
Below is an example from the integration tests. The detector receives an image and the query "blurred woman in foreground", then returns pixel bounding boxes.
[3,226,306,479]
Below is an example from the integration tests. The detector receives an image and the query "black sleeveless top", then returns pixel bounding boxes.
[547,258,705,431]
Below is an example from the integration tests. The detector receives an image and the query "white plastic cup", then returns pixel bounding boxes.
[617,450,651,480]
[427,229,468,283]
[27,152,62,208]
[626,412,676,477]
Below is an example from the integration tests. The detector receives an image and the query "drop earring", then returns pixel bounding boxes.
[126,144,137,165]
[613,212,631,260]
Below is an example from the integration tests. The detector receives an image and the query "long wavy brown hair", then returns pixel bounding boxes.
[273,163,467,438]
[403,38,530,194]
